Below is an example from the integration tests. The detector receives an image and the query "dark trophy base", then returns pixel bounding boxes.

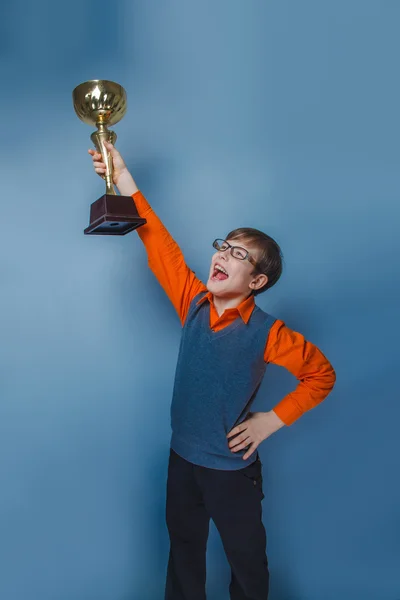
[84,194,147,236]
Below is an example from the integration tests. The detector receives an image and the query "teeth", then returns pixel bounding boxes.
[215,265,228,276]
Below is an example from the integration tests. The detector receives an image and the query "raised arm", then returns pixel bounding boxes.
[89,142,206,324]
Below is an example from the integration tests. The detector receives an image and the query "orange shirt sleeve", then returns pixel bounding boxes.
[265,320,336,425]
[132,191,207,325]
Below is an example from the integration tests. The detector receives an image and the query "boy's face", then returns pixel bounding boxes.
[206,237,266,299]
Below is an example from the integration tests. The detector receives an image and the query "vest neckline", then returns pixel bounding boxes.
[205,304,249,339]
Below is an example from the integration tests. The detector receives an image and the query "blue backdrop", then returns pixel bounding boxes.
[1,1,399,599]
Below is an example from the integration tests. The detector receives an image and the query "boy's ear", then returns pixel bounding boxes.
[250,274,268,291]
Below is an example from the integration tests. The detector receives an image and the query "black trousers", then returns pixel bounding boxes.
[165,449,269,600]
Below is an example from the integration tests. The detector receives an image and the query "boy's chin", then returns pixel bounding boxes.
[207,279,252,300]
[207,278,225,293]
[206,278,232,296]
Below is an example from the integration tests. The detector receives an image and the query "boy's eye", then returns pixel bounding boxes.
[220,243,229,251]
[233,249,246,259]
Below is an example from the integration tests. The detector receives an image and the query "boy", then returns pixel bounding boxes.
[89,142,336,600]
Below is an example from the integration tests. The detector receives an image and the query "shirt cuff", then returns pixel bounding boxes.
[272,396,304,426]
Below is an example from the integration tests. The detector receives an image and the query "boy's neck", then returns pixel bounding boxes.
[212,293,253,317]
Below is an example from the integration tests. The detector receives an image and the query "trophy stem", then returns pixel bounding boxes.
[91,125,118,196]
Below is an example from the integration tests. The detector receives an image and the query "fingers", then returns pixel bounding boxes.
[104,141,119,156]
[243,443,258,461]
[93,159,106,175]
[227,423,247,439]
[88,142,117,156]
[230,437,251,453]
[228,431,249,449]
[88,149,106,174]
[93,160,106,169]
[88,142,121,165]
[88,149,103,160]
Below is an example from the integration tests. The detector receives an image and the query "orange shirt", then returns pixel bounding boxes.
[133,191,336,426]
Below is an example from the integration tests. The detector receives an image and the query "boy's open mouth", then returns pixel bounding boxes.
[211,264,229,281]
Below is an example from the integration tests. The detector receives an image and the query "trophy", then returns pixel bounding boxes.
[73,79,146,235]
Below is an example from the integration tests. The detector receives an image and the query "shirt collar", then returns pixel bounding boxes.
[197,291,255,324]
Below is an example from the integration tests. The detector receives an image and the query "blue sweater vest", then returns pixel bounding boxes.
[170,292,276,470]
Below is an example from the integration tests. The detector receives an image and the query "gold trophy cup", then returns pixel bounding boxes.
[73,79,146,235]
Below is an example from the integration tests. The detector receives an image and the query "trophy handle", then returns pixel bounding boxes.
[91,129,117,195]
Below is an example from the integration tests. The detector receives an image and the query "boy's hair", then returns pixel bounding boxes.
[226,227,283,296]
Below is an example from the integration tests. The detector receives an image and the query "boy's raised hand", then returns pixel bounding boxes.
[88,141,138,196]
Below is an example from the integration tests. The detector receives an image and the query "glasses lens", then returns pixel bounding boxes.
[232,247,247,260]
[214,239,229,251]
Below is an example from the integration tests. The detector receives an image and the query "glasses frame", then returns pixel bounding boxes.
[212,239,259,270]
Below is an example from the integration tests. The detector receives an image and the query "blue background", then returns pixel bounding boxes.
[1,1,399,599]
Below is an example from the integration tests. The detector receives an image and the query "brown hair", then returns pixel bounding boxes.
[226,227,283,295]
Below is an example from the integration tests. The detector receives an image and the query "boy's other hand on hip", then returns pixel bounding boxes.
[227,411,285,460]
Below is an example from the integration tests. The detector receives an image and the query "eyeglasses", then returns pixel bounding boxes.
[212,239,258,268]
